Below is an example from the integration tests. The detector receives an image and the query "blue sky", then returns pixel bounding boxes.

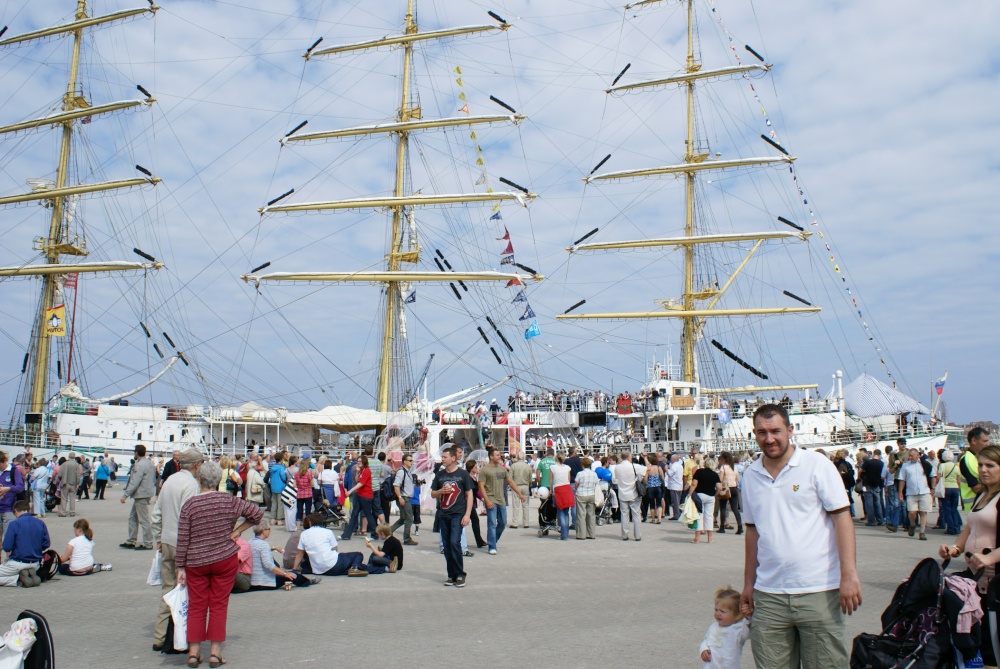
[0,0,997,424]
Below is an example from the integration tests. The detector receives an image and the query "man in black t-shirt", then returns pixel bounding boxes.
[859,451,885,526]
[431,444,474,587]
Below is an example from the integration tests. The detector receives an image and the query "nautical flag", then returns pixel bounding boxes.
[64,273,78,290]
[405,291,416,304]
[45,304,66,337]
[458,104,469,114]
[476,156,485,166]
[717,408,731,424]
[511,290,527,304]
[518,305,536,321]
[501,241,514,255]
[495,224,507,236]
[458,91,466,101]
[491,212,503,222]
[524,319,541,340]
[81,116,92,124]
[454,66,462,75]
[456,77,463,87]
[934,373,947,395]
[476,171,488,185]
[500,255,515,265]
[470,131,477,140]
[505,278,523,288]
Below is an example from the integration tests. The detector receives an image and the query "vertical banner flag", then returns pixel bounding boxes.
[46,304,67,336]
[934,373,947,395]
[518,305,536,321]
[524,319,541,340]
[508,420,522,459]
[64,273,79,290]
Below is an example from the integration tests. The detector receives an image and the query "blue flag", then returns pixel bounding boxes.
[405,291,416,304]
[518,305,536,321]
[500,255,515,265]
[717,408,731,424]
[490,211,503,221]
[511,290,527,304]
[524,320,541,339]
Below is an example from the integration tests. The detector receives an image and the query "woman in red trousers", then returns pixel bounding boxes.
[176,460,263,668]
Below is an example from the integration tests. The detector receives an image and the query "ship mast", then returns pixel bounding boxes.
[246,1,541,413]
[560,0,818,384]
[0,1,162,421]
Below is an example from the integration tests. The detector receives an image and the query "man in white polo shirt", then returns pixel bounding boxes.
[898,447,932,541]
[740,404,862,668]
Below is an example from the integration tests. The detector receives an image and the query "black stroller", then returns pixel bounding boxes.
[850,557,982,668]
[536,495,559,537]
[315,500,346,530]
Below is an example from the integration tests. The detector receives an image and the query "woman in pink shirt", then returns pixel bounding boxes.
[294,458,315,523]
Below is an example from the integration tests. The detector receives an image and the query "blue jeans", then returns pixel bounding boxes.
[320,551,365,576]
[341,496,376,540]
[884,486,902,527]
[439,513,466,580]
[557,507,571,540]
[485,504,507,550]
[940,488,963,535]
[862,488,884,525]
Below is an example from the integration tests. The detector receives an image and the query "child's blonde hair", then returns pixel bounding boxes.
[715,586,742,619]
[375,523,392,538]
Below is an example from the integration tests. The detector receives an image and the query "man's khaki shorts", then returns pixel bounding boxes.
[906,493,931,513]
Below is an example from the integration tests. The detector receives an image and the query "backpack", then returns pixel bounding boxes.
[37,550,60,583]
[381,473,397,501]
[263,468,271,485]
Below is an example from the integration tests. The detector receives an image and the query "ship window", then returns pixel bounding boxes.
[695,429,702,437]
[74,428,80,436]
[674,389,682,396]
[169,435,174,442]
[795,424,800,431]
[223,437,229,445]
[814,427,819,435]
[112,431,117,439]
[181,429,188,437]
[138,433,142,440]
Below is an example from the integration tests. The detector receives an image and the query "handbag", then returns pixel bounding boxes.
[553,484,575,510]
[593,484,605,509]
[280,481,297,508]
[850,632,920,669]
[162,584,189,651]
[634,465,647,497]
[935,463,955,499]
[854,479,864,494]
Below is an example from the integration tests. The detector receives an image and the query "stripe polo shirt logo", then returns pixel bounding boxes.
[792,485,799,491]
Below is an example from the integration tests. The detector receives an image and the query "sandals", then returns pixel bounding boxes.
[187,656,202,668]
[209,656,227,668]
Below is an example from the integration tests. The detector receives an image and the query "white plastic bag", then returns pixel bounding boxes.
[0,618,36,669]
[162,583,189,651]
[593,483,605,509]
[147,549,163,586]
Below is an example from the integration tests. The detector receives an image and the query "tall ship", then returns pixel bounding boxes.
[552,0,949,455]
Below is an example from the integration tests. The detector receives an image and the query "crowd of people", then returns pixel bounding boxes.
[3,412,1000,668]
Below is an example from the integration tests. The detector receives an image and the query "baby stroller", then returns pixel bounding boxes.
[850,557,981,669]
[536,490,559,537]
[44,481,60,513]
[596,483,617,526]
[315,500,345,530]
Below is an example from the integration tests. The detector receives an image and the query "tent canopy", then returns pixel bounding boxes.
[843,373,932,418]
[284,405,388,432]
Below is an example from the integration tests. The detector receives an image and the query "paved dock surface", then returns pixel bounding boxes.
[2,492,949,668]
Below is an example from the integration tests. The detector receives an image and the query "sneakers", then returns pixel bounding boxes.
[388,557,398,574]
[919,532,927,541]
[18,569,38,588]
[443,578,456,586]
[907,526,915,537]
[93,563,113,572]
[403,539,418,546]
[119,542,136,549]
[309,577,322,585]
[885,525,898,533]
[462,550,475,557]
[488,549,497,555]
[454,576,466,588]
[134,545,152,551]
[347,568,368,577]
[414,527,419,536]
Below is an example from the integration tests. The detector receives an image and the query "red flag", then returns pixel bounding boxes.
[500,241,514,255]
[496,227,509,241]
[458,104,469,114]
[505,278,523,287]
[64,273,78,290]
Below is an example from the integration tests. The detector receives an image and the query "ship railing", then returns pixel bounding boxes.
[0,428,51,450]
[511,398,609,413]
[826,423,950,447]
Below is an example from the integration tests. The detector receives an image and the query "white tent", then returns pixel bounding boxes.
[843,373,931,418]
[284,405,388,432]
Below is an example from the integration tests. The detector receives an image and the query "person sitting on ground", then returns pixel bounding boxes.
[363,523,402,574]
[292,512,368,577]
[248,522,318,591]
[57,518,112,575]
[0,500,49,587]
[231,530,252,593]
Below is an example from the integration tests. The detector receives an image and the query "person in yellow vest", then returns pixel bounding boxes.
[682,446,700,502]
[958,427,991,510]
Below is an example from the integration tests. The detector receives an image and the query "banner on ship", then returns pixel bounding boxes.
[45,304,67,337]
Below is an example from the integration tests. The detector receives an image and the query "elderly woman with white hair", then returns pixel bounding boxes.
[176,459,264,668]
[934,449,963,535]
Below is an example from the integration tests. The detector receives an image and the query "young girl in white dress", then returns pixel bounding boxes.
[699,586,750,669]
